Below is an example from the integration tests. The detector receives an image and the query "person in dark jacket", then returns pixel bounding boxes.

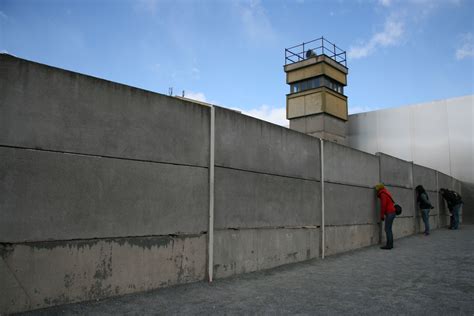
[415,185,433,235]
[375,183,397,250]
[440,188,463,229]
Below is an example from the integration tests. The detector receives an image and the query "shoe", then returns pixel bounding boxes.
[380,246,392,250]
[424,232,430,236]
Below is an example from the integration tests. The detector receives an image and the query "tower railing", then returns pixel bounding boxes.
[285,37,347,67]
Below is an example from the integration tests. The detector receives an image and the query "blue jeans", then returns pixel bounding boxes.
[385,213,396,248]
[421,209,430,234]
[451,204,461,229]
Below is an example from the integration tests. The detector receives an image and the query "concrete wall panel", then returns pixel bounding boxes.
[379,154,413,188]
[0,235,206,314]
[413,164,437,192]
[213,228,319,279]
[215,107,320,180]
[324,183,378,225]
[324,141,379,187]
[324,224,379,256]
[214,167,320,229]
[381,217,415,242]
[0,147,208,242]
[385,186,415,217]
[438,172,454,191]
[0,54,209,167]
[417,215,438,233]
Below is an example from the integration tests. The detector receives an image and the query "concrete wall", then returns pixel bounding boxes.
[0,54,463,314]
[348,95,474,228]
[0,54,210,314]
[213,107,322,278]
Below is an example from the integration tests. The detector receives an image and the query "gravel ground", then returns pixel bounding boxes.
[20,225,474,315]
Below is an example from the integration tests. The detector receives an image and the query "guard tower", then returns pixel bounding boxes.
[284,37,348,145]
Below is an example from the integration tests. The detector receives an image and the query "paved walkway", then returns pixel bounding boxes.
[23,226,474,315]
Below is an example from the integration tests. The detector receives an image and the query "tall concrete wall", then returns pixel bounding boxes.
[0,54,210,313]
[213,108,321,278]
[0,54,463,314]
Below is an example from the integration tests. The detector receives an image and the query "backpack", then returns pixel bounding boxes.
[446,190,463,205]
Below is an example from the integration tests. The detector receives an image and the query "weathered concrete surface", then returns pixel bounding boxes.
[24,226,474,315]
[324,183,377,225]
[379,153,413,188]
[214,167,320,229]
[413,164,437,191]
[213,228,319,278]
[289,115,347,136]
[0,54,210,167]
[417,215,439,233]
[324,224,379,256]
[0,147,208,242]
[385,186,415,217]
[215,107,320,180]
[0,234,206,314]
[324,141,379,186]
[438,172,455,191]
[381,216,415,243]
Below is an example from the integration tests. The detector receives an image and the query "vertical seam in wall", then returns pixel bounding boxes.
[436,171,440,228]
[378,154,382,244]
[320,138,325,259]
[412,162,418,234]
[208,106,215,283]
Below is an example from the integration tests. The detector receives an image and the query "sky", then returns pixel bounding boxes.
[0,0,473,126]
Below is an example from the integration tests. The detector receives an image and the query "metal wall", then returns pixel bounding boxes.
[348,95,474,184]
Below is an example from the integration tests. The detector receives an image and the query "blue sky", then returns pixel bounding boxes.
[1,0,473,126]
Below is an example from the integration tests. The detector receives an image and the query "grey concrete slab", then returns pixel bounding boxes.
[438,172,455,191]
[0,235,206,314]
[324,183,378,225]
[214,167,320,229]
[0,54,209,167]
[288,117,306,134]
[324,224,379,256]
[24,226,474,315]
[417,215,438,233]
[0,147,208,242]
[384,186,416,217]
[324,141,379,187]
[379,153,413,188]
[215,107,320,180]
[413,164,437,191]
[213,228,319,279]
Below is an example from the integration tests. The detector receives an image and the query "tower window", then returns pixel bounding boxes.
[290,76,344,95]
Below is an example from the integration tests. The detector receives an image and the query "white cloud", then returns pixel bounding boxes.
[0,11,7,20]
[238,104,288,127]
[348,14,404,59]
[378,0,392,7]
[184,91,207,102]
[456,33,474,60]
[237,0,275,42]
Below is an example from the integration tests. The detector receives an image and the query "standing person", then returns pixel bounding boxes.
[440,188,463,230]
[375,183,397,250]
[415,185,433,236]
